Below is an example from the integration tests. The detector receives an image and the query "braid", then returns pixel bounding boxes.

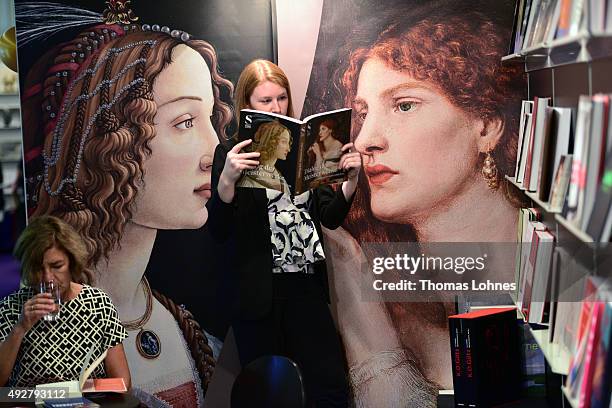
[95,47,121,133]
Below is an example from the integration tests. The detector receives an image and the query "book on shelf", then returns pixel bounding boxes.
[585,139,612,242]
[580,94,609,232]
[524,97,551,192]
[517,219,546,314]
[35,344,126,401]
[564,95,593,224]
[531,0,561,45]
[607,0,612,32]
[549,154,573,212]
[509,0,526,54]
[236,108,351,195]
[535,105,556,198]
[556,0,574,37]
[519,321,547,397]
[588,0,607,33]
[541,106,572,202]
[589,291,612,408]
[517,112,534,185]
[515,101,534,180]
[568,0,587,37]
[551,251,591,353]
[523,0,543,49]
[566,276,611,408]
[528,229,555,324]
[448,307,521,407]
[517,0,535,51]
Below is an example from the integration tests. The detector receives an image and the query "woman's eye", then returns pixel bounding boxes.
[357,112,367,122]
[175,118,194,129]
[396,101,416,112]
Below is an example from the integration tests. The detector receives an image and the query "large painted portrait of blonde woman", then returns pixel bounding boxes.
[15,0,275,405]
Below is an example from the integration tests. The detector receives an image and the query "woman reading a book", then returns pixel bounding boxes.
[17,6,232,405]
[308,6,526,407]
[238,120,292,193]
[209,59,362,406]
[0,216,130,388]
[308,119,344,171]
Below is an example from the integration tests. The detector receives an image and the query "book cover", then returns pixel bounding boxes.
[523,0,543,49]
[236,108,351,195]
[568,0,586,36]
[43,397,100,408]
[539,106,571,201]
[528,229,555,324]
[448,308,522,407]
[448,318,467,407]
[577,302,604,408]
[518,220,547,317]
[515,101,534,179]
[580,94,609,232]
[556,0,574,37]
[520,322,546,397]
[518,112,535,185]
[518,0,535,49]
[535,105,554,197]
[586,150,612,241]
[590,298,612,408]
[549,154,573,213]
[565,96,593,222]
[510,0,526,53]
[526,97,551,192]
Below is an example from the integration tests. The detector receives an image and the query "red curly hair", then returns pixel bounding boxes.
[340,10,526,243]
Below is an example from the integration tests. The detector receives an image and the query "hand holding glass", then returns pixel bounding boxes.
[39,281,61,321]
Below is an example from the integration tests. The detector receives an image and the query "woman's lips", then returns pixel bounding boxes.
[194,183,211,199]
[365,164,399,186]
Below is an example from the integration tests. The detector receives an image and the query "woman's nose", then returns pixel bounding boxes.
[354,114,387,155]
[200,155,213,172]
[271,99,281,114]
[42,267,53,282]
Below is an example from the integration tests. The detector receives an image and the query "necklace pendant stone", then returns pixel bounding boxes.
[136,329,161,359]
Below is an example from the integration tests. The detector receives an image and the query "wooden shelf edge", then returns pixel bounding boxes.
[554,214,594,243]
[505,175,524,191]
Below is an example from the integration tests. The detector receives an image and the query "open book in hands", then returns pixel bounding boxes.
[236,108,352,195]
[36,344,126,401]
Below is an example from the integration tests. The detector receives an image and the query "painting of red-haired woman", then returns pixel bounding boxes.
[290,0,526,406]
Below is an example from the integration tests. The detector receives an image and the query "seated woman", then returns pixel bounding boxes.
[0,216,130,387]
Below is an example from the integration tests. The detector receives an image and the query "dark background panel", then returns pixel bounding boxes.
[15,0,274,88]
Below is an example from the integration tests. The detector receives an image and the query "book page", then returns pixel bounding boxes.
[299,108,351,192]
[82,378,127,393]
[237,110,305,194]
[79,346,108,390]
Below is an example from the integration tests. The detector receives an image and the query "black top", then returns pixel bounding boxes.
[209,143,353,320]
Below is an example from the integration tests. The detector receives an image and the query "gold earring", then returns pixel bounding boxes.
[481,151,498,190]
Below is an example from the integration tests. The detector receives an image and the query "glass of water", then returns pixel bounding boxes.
[39,280,61,321]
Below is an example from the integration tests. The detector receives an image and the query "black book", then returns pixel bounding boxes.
[448,307,522,407]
